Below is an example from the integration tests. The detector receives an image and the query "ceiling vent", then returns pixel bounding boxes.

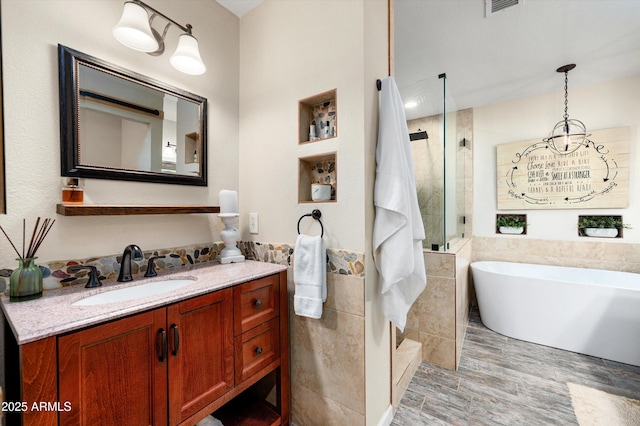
[486,0,522,17]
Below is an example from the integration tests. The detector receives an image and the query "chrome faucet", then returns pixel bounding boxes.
[117,244,143,282]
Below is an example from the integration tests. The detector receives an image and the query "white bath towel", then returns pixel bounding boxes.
[294,234,327,319]
[373,76,427,332]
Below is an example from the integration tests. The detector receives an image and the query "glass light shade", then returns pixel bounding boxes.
[170,34,206,75]
[544,118,589,154]
[113,2,159,52]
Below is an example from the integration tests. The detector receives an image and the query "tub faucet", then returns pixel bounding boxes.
[117,244,143,282]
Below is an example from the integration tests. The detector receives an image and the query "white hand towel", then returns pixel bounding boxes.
[294,234,327,319]
[373,76,427,332]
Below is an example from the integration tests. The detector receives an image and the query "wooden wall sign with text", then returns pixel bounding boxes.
[497,127,629,209]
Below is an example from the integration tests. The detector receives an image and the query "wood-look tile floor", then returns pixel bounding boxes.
[392,308,640,425]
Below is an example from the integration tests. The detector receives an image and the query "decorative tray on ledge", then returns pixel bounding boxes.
[56,204,220,216]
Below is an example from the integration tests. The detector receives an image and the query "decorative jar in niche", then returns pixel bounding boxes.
[311,184,332,201]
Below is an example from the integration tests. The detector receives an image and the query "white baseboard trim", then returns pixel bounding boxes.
[377,404,394,426]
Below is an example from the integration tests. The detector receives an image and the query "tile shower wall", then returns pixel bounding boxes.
[404,239,472,370]
[408,115,443,248]
[457,108,473,239]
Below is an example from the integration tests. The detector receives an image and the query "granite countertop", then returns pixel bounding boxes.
[1,260,287,345]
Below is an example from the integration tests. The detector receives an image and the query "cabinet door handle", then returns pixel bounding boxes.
[170,324,180,356]
[254,299,263,308]
[157,328,167,362]
[255,346,263,356]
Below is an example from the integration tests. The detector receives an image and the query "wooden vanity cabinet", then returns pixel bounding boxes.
[58,288,234,426]
[6,270,289,426]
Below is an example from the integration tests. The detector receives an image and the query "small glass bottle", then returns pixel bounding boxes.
[62,178,84,204]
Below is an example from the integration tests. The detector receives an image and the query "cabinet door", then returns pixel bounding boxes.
[167,288,234,424]
[58,309,168,426]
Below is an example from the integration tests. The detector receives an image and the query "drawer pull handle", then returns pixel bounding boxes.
[157,328,167,362]
[170,324,180,356]
[254,299,263,308]
[255,346,263,356]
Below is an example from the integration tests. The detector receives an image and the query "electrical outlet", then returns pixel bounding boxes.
[249,212,259,234]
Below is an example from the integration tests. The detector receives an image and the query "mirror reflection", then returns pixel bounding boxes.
[59,45,207,186]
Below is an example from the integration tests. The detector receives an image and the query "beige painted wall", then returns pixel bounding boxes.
[239,0,367,251]
[238,1,390,424]
[473,75,640,243]
[0,0,239,266]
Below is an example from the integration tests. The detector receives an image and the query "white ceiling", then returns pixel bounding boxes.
[215,1,640,120]
[395,0,640,119]
[216,0,263,17]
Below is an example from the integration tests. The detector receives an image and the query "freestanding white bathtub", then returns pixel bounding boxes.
[470,261,640,367]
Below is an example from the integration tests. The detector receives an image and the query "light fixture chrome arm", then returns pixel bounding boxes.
[133,0,193,35]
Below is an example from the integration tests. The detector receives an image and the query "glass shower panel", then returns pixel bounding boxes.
[399,73,467,252]
[403,76,445,249]
[443,75,465,248]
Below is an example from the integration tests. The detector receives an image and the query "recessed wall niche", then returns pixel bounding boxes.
[298,153,337,203]
[578,215,625,238]
[298,89,337,144]
[495,214,527,235]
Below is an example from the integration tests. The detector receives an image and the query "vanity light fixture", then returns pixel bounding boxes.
[113,0,206,75]
[543,64,589,154]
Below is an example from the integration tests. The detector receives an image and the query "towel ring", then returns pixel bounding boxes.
[297,209,324,238]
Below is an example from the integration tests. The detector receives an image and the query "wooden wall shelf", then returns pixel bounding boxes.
[56,204,220,216]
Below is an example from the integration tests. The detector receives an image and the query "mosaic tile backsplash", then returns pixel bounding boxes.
[0,241,365,293]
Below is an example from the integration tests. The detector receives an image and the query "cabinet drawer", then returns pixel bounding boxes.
[233,274,279,335]
[235,318,280,384]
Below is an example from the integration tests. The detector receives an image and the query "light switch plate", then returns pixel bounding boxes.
[249,212,259,234]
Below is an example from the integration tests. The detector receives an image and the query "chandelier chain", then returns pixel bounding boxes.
[563,71,569,120]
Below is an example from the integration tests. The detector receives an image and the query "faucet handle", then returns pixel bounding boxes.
[144,255,166,277]
[68,265,101,288]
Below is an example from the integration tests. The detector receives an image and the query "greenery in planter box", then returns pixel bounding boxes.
[578,216,631,229]
[496,216,527,228]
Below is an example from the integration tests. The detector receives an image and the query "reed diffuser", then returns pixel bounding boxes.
[0,217,55,301]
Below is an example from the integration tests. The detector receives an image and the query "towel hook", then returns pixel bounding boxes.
[297,209,324,238]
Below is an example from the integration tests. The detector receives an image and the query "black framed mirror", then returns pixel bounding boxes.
[59,45,207,186]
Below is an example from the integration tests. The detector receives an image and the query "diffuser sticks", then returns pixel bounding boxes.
[0,217,55,259]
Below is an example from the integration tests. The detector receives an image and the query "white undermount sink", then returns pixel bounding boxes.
[72,279,196,306]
